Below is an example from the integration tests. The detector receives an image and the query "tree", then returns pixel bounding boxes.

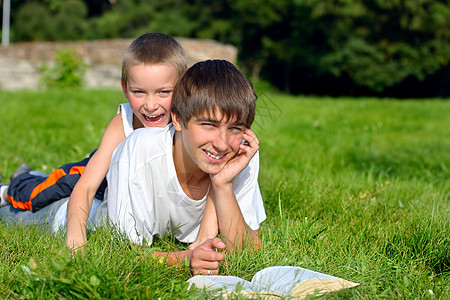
[312,0,450,92]
[13,0,88,41]
[13,2,53,41]
[220,0,450,95]
[8,0,450,96]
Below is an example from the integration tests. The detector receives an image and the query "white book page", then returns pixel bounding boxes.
[251,266,341,297]
[187,275,269,293]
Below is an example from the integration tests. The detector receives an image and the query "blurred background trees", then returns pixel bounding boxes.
[2,0,449,97]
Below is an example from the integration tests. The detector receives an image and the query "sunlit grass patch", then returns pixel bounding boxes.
[0,89,448,298]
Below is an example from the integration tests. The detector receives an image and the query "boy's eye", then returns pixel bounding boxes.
[230,126,245,133]
[159,90,172,96]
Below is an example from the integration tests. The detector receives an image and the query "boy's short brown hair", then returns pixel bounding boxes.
[122,33,186,89]
[171,59,257,128]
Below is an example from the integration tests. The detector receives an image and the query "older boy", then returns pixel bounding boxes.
[104,60,266,275]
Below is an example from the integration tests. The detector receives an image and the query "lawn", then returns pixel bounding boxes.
[0,87,448,299]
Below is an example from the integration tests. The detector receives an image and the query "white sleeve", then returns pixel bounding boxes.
[233,151,266,230]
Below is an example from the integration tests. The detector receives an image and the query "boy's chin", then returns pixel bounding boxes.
[145,122,170,128]
[200,163,227,177]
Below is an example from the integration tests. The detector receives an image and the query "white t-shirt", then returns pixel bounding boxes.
[105,124,266,245]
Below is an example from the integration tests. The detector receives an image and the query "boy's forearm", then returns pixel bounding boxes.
[66,189,92,249]
[211,184,261,250]
[66,214,88,249]
[152,250,192,265]
[191,195,218,249]
[66,224,86,249]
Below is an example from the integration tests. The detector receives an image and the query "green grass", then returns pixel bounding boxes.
[0,88,449,299]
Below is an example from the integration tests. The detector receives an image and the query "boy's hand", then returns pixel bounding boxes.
[189,226,218,250]
[211,129,259,187]
[190,238,226,275]
[67,235,86,252]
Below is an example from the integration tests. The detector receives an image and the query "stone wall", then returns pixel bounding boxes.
[0,38,237,90]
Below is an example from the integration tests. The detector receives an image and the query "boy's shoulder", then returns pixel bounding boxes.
[128,124,172,140]
[113,124,175,162]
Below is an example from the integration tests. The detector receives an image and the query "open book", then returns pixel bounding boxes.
[187,266,359,299]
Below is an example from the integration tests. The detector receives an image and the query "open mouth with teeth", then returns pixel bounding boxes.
[143,113,165,126]
[204,150,226,161]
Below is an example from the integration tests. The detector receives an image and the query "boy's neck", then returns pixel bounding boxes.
[172,131,210,200]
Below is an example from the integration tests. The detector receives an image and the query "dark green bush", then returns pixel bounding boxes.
[13,0,88,42]
[14,2,54,41]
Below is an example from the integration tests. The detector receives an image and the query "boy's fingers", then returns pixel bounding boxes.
[195,238,226,262]
[244,129,259,145]
[202,248,226,262]
[205,269,219,275]
[200,237,225,251]
[211,237,226,250]
[242,131,260,150]
[193,267,220,275]
[240,135,259,155]
[205,261,221,270]
[190,248,225,274]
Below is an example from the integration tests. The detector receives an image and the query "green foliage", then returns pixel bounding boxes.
[13,2,54,41]
[309,0,450,92]
[8,0,450,95]
[54,0,89,40]
[225,0,450,94]
[13,0,88,41]
[39,48,86,89]
[88,0,198,39]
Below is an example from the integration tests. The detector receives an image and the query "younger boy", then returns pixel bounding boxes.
[0,33,186,229]
[94,60,266,275]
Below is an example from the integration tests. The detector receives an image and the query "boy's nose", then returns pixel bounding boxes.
[212,130,228,151]
[144,96,158,111]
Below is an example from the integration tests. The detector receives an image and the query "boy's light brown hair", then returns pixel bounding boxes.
[171,59,257,129]
[121,32,187,89]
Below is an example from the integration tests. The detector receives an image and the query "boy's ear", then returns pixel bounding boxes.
[171,112,182,131]
[121,79,128,99]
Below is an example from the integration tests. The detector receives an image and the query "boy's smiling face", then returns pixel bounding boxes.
[173,110,246,176]
[122,63,178,128]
